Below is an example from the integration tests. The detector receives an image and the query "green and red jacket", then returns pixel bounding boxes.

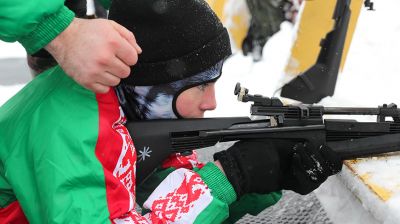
[0,67,234,223]
[0,67,281,223]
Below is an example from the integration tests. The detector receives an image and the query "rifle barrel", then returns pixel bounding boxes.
[328,133,400,159]
[323,107,383,115]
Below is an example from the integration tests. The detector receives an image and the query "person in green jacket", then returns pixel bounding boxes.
[0,0,342,223]
[0,0,141,93]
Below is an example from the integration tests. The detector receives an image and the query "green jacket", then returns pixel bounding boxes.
[0,66,239,223]
[0,0,110,54]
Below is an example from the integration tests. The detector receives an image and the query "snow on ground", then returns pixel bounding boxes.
[1,0,400,222]
[341,156,400,223]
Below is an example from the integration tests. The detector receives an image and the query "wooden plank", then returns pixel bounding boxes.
[285,0,364,77]
[206,0,250,50]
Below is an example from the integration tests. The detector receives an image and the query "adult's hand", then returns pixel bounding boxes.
[45,18,142,93]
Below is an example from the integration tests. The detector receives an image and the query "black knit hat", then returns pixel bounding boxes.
[108,0,232,86]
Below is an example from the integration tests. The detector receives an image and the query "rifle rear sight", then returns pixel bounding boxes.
[234,83,283,106]
[234,82,315,126]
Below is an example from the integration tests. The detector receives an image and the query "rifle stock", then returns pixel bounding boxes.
[126,117,252,183]
[127,114,400,184]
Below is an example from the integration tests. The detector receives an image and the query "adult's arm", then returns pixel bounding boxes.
[0,0,112,53]
[0,0,142,93]
[0,0,74,54]
[45,17,142,93]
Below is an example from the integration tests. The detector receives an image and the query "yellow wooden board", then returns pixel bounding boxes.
[206,0,250,50]
[344,153,400,202]
[285,0,364,78]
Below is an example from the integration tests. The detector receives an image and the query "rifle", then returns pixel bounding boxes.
[127,83,400,184]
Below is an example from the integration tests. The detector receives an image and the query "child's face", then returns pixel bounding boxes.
[175,82,217,118]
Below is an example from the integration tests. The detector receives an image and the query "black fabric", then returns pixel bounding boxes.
[214,140,282,198]
[65,0,87,18]
[281,143,343,195]
[115,85,143,120]
[213,150,245,196]
[215,140,343,197]
[109,0,232,86]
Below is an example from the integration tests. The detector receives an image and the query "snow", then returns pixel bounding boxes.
[0,84,24,106]
[0,42,25,105]
[321,0,400,108]
[337,157,400,223]
[1,0,400,222]
[0,41,25,59]
[208,21,297,117]
[314,175,380,224]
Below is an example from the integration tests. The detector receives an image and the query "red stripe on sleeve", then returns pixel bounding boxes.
[95,89,137,220]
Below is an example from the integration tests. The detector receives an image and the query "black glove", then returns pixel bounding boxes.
[281,142,342,194]
[214,140,342,197]
[214,140,281,197]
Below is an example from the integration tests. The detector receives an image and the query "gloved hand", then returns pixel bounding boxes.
[281,142,343,195]
[214,140,342,197]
